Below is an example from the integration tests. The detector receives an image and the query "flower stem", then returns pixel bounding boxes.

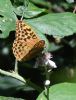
[44,66,50,100]
[0,69,26,83]
[14,59,18,74]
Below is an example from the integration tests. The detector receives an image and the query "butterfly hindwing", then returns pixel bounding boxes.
[22,40,45,61]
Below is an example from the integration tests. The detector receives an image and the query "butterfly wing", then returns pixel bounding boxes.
[12,20,45,61]
[16,20,40,42]
[13,39,29,61]
[22,40,45,61]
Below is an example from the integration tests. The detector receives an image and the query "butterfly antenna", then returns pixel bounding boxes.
[21,0,29,21]
[20,11,24,21]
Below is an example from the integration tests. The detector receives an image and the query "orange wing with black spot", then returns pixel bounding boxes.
[12,20,45,61]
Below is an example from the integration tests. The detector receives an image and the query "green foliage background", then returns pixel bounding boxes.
[0,0,76,100]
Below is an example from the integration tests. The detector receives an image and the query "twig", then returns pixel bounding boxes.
[44,66,50,100]
[73,6,76,13]
[21,0,29,20]
[45,86,50,100]
[14,59,18,73]
[0,69,26,83]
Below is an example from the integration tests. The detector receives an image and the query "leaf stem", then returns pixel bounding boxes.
[27,80,43,92]
[14,59,18,74]
[46,84,50,100]
[44,66,50,100]
[0,69,26,83]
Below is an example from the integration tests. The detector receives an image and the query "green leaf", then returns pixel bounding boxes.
[0,75,25,95]
[0,0,17,38]
[0,0,16,19]
[37,83,76,100]
[1,0,76,42]
[30,0,51,8]
[0,96,24,100]
[26,12,76,38]
[48,43,63,51]
[0,17,16,38]
[14,2,45,18]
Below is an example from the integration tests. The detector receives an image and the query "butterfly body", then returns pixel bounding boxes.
[12,20,45,61]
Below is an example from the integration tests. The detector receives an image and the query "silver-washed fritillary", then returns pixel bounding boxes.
[12,20,45,61]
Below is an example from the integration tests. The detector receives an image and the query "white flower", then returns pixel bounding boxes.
[34,52,57,70]
[45,80,50,86]
[45,59,57,68]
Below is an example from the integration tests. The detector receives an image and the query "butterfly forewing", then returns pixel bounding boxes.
[12,20,45,61]
[16,20,40,41]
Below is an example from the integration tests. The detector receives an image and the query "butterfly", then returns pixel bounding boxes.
[12,19,45,61]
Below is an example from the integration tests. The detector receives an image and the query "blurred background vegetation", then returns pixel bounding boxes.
[0,0,76,100]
